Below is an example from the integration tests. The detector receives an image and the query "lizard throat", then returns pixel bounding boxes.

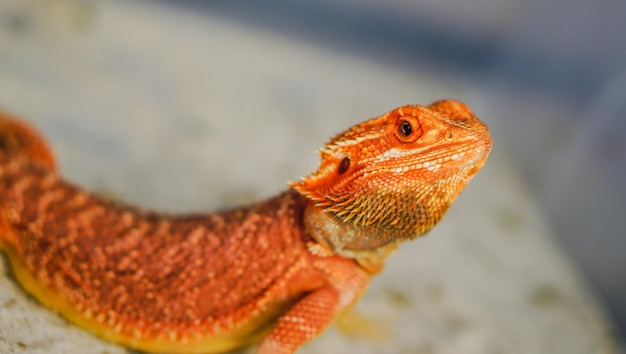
[301,186,451,267]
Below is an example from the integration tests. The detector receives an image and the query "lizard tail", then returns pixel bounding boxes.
[0,110,56,250]
[0,110,56,170]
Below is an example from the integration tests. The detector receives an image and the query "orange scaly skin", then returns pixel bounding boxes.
[0,101,492,353]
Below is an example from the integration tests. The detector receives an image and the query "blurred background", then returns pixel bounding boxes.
[0,0,624,352]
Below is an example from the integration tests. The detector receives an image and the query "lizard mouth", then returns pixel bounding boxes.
[463,138,492,175]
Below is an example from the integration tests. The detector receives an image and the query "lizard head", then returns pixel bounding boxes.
[291,100,492,260]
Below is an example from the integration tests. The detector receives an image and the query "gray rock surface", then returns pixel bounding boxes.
[0,0,619,353]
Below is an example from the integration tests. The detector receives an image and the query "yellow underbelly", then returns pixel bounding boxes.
[1,243,292,354]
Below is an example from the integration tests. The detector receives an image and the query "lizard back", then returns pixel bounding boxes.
[0,113,327,352]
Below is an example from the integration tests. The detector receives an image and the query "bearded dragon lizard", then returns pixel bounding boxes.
[0,100,492,353]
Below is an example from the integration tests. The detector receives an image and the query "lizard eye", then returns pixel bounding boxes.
[338,157,351,174]
[395,117,421,143]
[399,120,412,137]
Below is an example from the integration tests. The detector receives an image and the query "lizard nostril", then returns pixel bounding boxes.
[338,157,351,174]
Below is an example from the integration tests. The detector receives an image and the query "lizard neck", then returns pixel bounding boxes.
[298,174,463,273]
[301,199,403,274]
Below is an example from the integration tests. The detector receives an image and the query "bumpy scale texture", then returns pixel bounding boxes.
[0,100,492,353]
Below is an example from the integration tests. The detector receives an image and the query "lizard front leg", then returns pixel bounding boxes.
[258,258,370,354]
[257,286,339,354]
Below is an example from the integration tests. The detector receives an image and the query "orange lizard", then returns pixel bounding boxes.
[0,100,492,353]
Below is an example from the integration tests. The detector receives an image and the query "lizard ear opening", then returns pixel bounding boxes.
[337,157,350,175]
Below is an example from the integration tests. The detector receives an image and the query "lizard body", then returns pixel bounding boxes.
[0,100,491,353]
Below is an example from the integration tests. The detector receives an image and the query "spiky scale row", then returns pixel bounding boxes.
[0,100,491,353]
